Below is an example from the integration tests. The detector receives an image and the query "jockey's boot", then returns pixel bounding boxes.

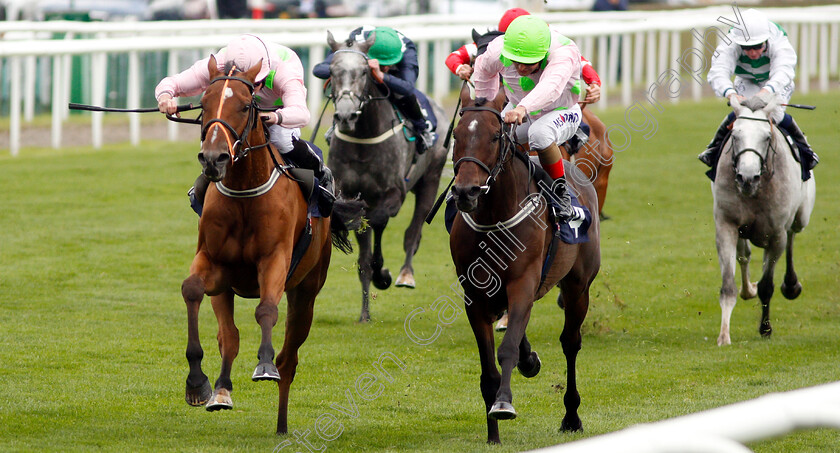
[779,113,819,171]
[188,173,210,217]
[537,143,581,224]
[395,94,435,154]
[698,112,736,167]
[284,138,335,216]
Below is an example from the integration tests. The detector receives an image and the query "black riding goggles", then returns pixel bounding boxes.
[740,42,766,51]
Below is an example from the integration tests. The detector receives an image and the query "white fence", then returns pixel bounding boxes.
[528,380,840,453]
[2,5,840,155]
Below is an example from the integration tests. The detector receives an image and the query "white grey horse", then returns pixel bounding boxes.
[712,95,816,346]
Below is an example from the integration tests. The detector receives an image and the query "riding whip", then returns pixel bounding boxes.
[782,103,816,110]
[69,103,198,113]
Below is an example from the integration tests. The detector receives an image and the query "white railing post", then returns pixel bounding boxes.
[167,50,179,142]
[128,50,140,146]
[307,44,325,129]
[51,55,63,149]
[91,50,106,149]
[621,32,631,107]
[433,39,450,104]
[597,34,608,109]
[10,57,22,156]
[24,55,36,122]
[669,30,680,104]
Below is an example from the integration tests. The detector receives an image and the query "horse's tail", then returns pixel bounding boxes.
[329,196,367,254]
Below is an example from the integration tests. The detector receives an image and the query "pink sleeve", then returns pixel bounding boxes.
[518,46,581,114]
[265,49,310,128]
[154,55,218,100]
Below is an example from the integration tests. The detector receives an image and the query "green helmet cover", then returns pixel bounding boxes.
[502,16,551,64]
[368,27,404,66]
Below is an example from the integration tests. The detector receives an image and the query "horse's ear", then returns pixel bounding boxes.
[730,96,743,117]
[244,58,262,83]
[208,54,220,79]
[459,82,474,107]
[471,28,482,45]
[327,30,340,52]
[357,31,375,54]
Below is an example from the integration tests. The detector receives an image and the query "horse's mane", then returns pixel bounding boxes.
[474,97,489,107]
[222,61,239,75]
[741,96,769,112]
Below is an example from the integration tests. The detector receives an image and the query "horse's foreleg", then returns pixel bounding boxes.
[181,251,217,406]
[780,230,802,300]
[716,223,739,346]
[465,306,502,444]
[558,278,590,432]
[397,177,440,288]
[490,281,535,421]
[274,278,319,435]
[205,290,238,411]
[355,228,373,322]
[252,260,287,382]
[737,238,757,300]
[757,237,785,338]
[516,333,541,378]
[371,223,392,290]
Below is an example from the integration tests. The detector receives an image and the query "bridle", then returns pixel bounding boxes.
[328,49,390,119]
[200,67,270,163]
[730,115,777,179]
[453,106,516,194]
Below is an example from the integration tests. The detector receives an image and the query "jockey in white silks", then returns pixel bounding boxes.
[700,8,818,178]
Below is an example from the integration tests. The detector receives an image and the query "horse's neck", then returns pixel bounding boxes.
[472,156,533,223]
[223,128,276,190]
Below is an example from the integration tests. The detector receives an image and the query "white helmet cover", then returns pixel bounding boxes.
[732,9,771,46]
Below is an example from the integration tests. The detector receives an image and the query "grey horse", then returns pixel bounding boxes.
[712,95,816,346]
[325,31,448,322]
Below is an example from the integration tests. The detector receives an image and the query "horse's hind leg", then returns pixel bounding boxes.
[757,236,785,338]
[181,255,216,406]
[274,278,319,434]
[558,279,590,432]
[737,239,757,300]
[780,231,802,300]
[465,306,502,444]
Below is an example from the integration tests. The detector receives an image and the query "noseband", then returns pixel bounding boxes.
[453,106,515,194]
[200,70,268,162]
[730,116,777,179]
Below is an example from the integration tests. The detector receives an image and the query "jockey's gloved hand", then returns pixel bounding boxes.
[157,93,178,116]
[260,111,281,126]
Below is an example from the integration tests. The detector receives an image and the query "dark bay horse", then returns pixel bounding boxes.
[180,56,363,433]
[449,88,601,444]
[560,106,614,219]
[713,95,815,345]
[325,31,447,322]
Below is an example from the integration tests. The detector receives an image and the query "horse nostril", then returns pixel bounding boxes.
[197,153,207,166]
[350,112,359,121]
[468,186,482,198]
[752,175,760,184]
[217,153,231,167]
[736,174,744,184]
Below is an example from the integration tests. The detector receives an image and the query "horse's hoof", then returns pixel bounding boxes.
[740,282,758,300]
[252,362,281,382]
[372,268,392,290]
[518,351,541,378]
[488,401,517,420]
[395,269,416,289]
[494,313,508,332]
[599,212,611,221]
[759,322,773,338]
[205,388,233,412]
[560,415,583,432]
[358,312,371,323]
[185,377,212,407]
[781,281,802,300]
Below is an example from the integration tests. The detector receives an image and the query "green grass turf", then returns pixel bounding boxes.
[0,90,838,452]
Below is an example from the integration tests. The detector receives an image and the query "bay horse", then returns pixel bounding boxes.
[712,95,815,346]
[449,87,601,444]
[325,31,447,322]
[560,106,614,219]
[180,56,363,434]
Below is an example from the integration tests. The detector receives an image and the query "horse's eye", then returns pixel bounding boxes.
[493,133,501,142]
[242,105,250,112]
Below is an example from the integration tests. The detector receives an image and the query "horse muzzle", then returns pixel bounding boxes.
[198,150,230,182]
[451,184,482,213]
[735,172,761,197]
